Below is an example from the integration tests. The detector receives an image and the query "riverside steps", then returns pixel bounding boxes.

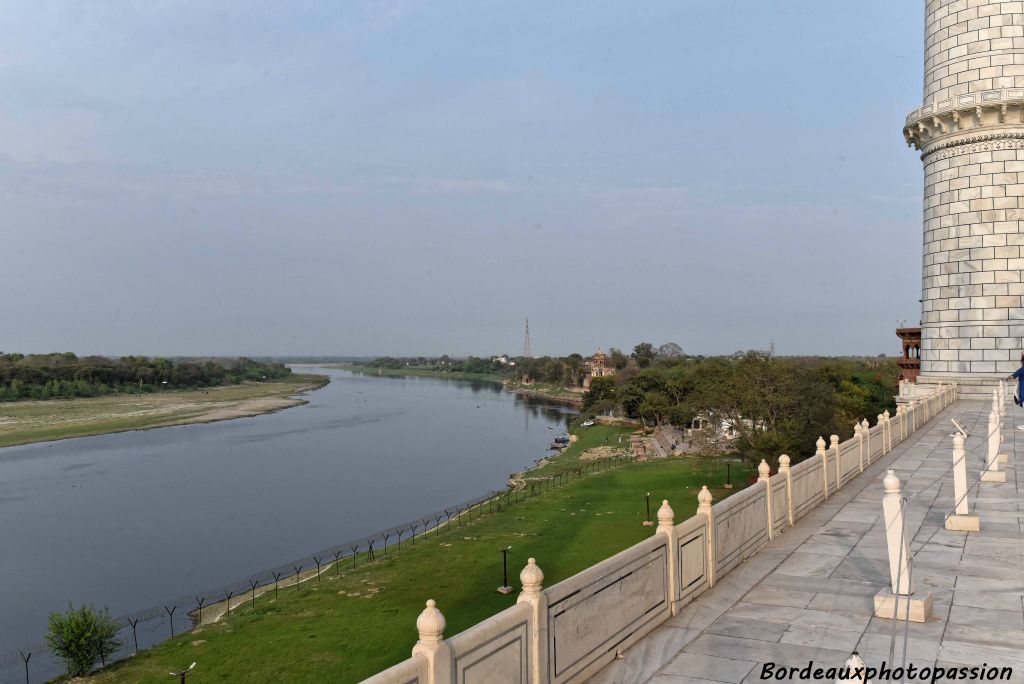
[591,398,1023,684]
[361,386,985,684]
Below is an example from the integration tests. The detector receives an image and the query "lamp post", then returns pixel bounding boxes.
[724,463,733,489]
[169,662,196,684]
[497,546,513,594]
[642,492,654,527]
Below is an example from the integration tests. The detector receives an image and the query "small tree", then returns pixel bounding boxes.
[46,604,122,676]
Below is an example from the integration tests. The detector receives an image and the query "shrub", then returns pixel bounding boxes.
[46,604,122,676]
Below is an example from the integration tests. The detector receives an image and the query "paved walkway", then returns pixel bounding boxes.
[592,401,1024,684]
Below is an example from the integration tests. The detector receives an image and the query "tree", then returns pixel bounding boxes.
[608,348,629,370]
[582,376,616,410]
[657,342,684,359]
[47,604,122,677]
[631,342,655,368]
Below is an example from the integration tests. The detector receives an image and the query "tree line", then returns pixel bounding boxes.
[0,352,292,402]
[367,343,898,467]
[583,349,898,467]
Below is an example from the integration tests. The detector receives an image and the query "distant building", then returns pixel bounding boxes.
[582,348,616,389]
[896,327,921,383]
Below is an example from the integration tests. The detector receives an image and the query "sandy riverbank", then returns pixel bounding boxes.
[0,375,329,448]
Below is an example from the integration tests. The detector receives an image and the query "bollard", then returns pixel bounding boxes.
[945,432,980,531]
[836,652,868,684]
[779,454,794,525]
[873,470,933,622]
[412,600,452,684]
[981,409,1007,483]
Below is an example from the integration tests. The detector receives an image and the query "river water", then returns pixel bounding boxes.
[0,367,574,675]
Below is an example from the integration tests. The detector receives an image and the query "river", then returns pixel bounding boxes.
[0,367,575,679]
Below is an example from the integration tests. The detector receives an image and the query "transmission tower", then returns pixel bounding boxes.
[523,318,532,358]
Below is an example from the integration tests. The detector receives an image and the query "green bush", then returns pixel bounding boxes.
[46,604,122,677]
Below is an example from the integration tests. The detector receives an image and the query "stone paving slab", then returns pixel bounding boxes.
[591,401,1024,683]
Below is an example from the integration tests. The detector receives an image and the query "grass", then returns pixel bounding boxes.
[523,423,634,478]
[0,374,328,448]
[83,453,753,684]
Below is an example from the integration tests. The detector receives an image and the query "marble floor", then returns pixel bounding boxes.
[591,400,1024,684]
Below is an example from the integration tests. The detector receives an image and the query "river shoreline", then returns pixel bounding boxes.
[0,375,329,449]
[332,364,584,407]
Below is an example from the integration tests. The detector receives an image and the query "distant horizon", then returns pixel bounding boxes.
[3,2,922,358]
[1,348,899,360]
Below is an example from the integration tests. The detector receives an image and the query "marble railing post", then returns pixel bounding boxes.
[945,432,979,532]
[816,437,829,500]
[697,486,715,588]
[517,559,548,683]
[779,454,793,526]
[981,409,1007,483]
[830,435,841,489]
[884,410,892,453]
[412,600,452,684]
[655,500,679,615]
[862,419,871,466]
[910,401,917,433]
[758,460,772,539]
[854,423,864,473]
[873,470,933,622]
[875,415,884,456]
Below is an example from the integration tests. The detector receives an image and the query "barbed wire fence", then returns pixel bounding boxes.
[0,450,642,683]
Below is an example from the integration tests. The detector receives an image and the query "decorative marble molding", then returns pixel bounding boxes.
[903,88,1024,152]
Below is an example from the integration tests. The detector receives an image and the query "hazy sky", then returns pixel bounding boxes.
[1,1,924,358]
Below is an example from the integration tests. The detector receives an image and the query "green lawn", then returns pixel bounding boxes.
[85,455,752,684]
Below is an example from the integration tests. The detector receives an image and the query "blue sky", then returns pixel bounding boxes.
[1,1,924,357]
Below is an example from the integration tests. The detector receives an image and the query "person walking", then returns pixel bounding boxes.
[1008,354,1024,406]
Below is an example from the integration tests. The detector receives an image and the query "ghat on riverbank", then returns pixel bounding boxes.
[0,374,328,448]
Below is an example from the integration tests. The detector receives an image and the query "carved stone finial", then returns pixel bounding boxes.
[697,485,713,510]
[883,469,901,495]
[519,558,544,593]
[416,599,446,643]
[816,436,826,452]
[757,459,770,481]
[778,454,790,471]
[657,499,674,528]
